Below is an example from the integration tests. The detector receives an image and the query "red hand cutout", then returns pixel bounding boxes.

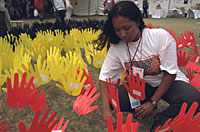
[18,108,59,132]
[175,36,184,49]
[189,73,200,89]
[189,53,200,63]
[51,117,69,132]
[184,62,200,73]
[173,102,200,132]
[155,102,200,132]
[177,51,189,67]
[121,122,139,132]
[181,30,195,48]
[73,85,100,115]
[122,71,145,101]
[145,23,154,29]
[107,112,137,132]
[29,84,46,112]
[79,69,95,94]
[167,28,176,39]
[6,72,38,109]
[0,120,11,131]
[185,68,195,81]
[106,78,120,112]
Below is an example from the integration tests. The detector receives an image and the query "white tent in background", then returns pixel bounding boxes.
[71,0,200,16]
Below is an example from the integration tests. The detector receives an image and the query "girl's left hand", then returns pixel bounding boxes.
[134,101,154,120]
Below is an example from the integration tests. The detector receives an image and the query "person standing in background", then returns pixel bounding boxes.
[143,0,148,18]
[52,0,67,23]
[0,0,8,35]
[34,0,44,21]
[134,0,139,7]
[65,0,72,20]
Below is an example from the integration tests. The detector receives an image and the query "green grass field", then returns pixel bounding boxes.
[1,17,200,132]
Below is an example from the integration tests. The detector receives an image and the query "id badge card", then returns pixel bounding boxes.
[128,93,141,109]
[132,66,144,79]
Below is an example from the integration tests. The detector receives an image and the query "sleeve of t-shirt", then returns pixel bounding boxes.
[156,29,179,74]
[99,45,124,83]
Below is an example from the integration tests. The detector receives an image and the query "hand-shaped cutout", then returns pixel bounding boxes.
[145,23,154,29]
[175,36,184,49]
[73,85,100,115]
[155,102,200,132]
[22,62,46,88]
[18,108,59,132]
[29,84,46,112]
[185,68,195,81]
[167,28,176,39]
[189,53,200,63]
[121,122,139,132]
[184,62,200,73]
[181,30,195,48]
[79,69,95,94]
[106,78,120,112]
[189,73,200,89]
[51,117,69,132]
[122,71,145,101]
[177,51,189,67]
[56,68,86,96]
[173,102,200,132]
[0,120,11,131]
[92,47,107,68]
[47,49,66,82]
[107,112,136,132]
[6,72,38,109]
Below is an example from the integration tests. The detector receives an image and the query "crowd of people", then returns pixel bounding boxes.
[0,0,73,35]
[3,0,54,20]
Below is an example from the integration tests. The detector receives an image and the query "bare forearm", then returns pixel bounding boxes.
[99,80,111,111]
[151,71,176,102]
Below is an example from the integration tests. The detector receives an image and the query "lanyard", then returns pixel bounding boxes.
[126,35,142,70]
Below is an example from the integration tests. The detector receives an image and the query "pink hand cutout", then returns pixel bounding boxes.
[6,72,38,109]
[106,77,120,112]
[0,120,11,131]
[122,71,145,101]
[29,83,46,112]
[177,51,189,67]
[73,85,100,115]
[18,108,59,132]
[51,117,69,132]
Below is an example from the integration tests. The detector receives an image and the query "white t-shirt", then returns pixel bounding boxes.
[54,0,65,11]
[99,28,188,87]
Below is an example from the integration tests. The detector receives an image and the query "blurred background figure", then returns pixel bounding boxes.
[34,0,44,21]
[0,0,7,35]
[143,0,149,18]
[134,0,139,7]
[103,0,115,14]
[12,0,22,19]
[52,0,67,23]
[65,0,72,20]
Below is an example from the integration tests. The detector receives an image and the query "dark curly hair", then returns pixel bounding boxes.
[93,1,145,50]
